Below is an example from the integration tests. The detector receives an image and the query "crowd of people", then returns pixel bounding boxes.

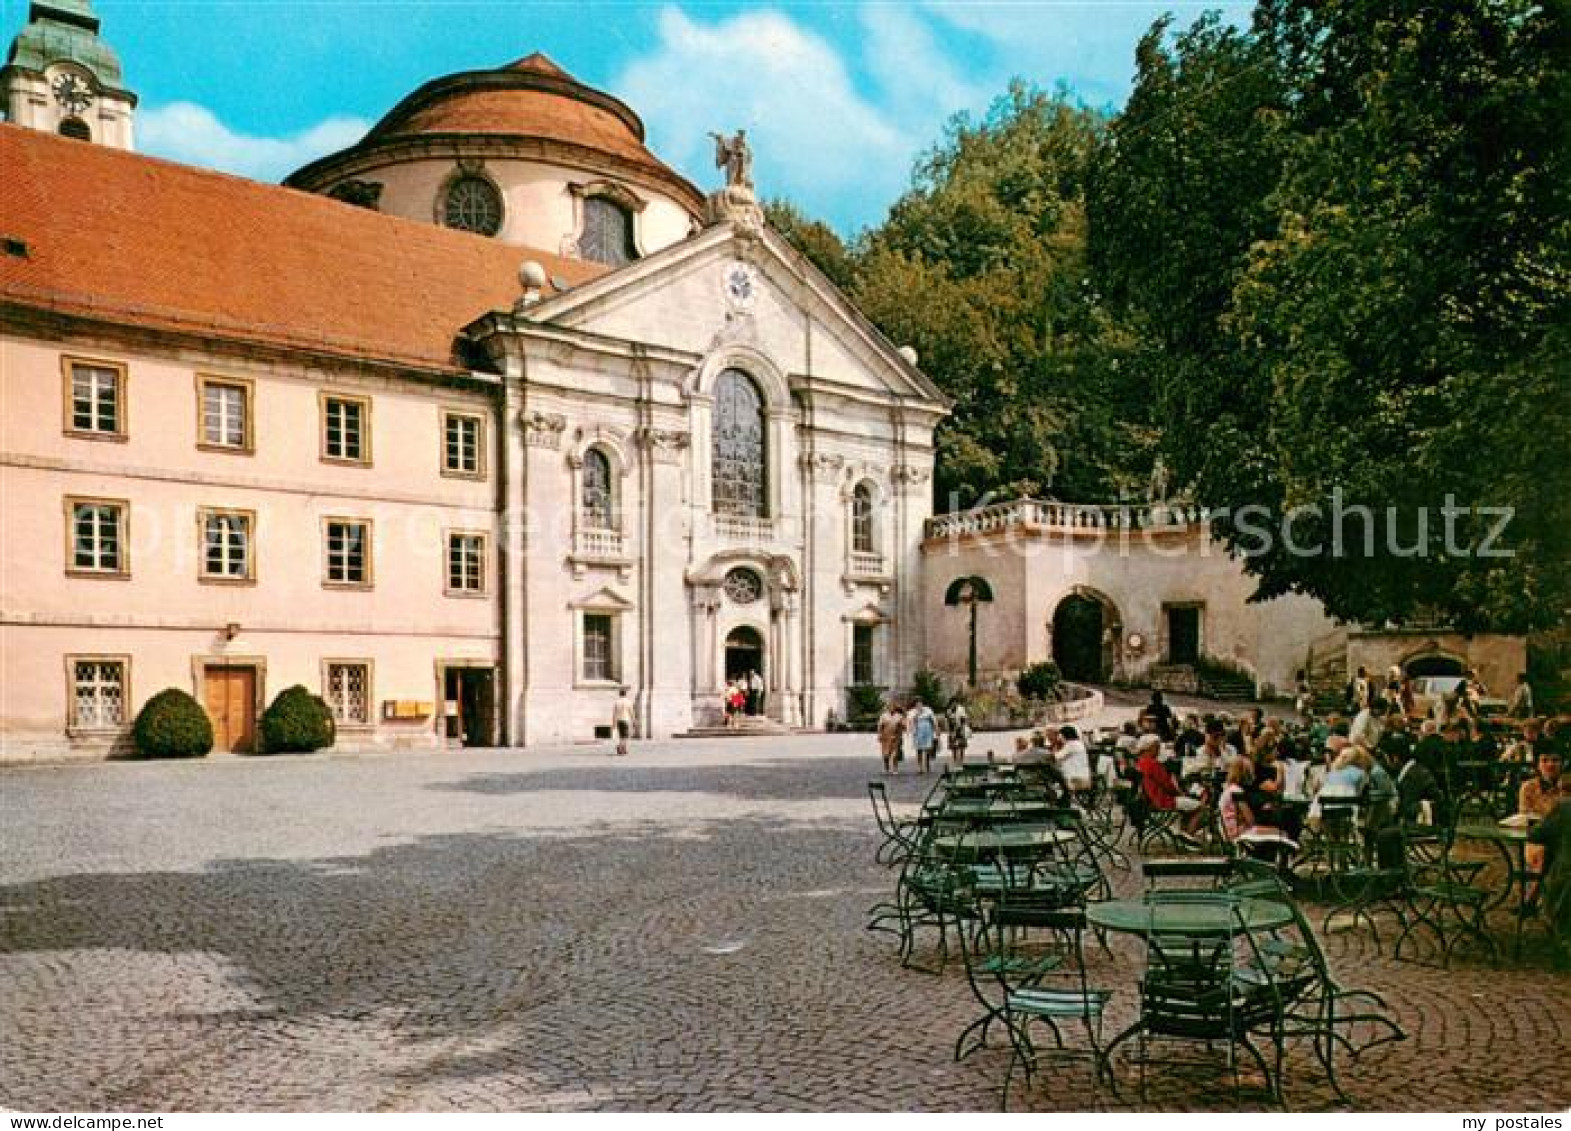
[870,676,1569,948]
[721,669,767,726]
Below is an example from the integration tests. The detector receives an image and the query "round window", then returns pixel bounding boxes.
[443,175,503,236]
[723,567,763,605]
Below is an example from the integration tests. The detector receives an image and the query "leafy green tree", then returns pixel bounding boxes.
[1090,0,1570,632]
[852,84,1155,506]
[762,199,859,291]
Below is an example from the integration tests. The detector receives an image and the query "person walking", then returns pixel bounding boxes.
[1508,672,1535,719]
[611,687,635,757]
[909,699,938,775]
[877,702,905,775]
[946,701,970,766]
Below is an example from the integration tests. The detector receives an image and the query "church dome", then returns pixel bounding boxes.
[286,54,704,261]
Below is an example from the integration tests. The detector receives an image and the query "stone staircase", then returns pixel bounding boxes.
[676,715,800,739]
[1305,628,1351,712]
[1197,671,1257,701]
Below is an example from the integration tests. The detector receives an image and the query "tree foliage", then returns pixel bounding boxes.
[768,2,1567,632]
[770,85,1157,508]
[1089,0,1570,631]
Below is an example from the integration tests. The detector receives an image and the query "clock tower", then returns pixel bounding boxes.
[2,0,136,149]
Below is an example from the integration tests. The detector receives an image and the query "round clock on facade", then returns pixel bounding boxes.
[51,73,93,114]
[724,262,756,309]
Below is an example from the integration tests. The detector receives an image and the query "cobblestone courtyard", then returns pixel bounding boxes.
[2,727,1567,1112]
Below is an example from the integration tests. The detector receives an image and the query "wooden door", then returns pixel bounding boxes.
[204,666,257,753]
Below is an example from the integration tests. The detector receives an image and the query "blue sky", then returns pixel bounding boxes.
[4,1,1247,233]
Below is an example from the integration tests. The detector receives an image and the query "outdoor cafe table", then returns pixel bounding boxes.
[930,825,1075,856]
[1085,896,1298,1072]
[1085,896,1295,938]
[937,798,1057,822]
[1452,821,1535,958]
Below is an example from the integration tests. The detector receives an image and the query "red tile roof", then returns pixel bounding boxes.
[0,124,605,373]
[291,55,703,214]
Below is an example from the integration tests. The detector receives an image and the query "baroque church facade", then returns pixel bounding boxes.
[0,1,946,759]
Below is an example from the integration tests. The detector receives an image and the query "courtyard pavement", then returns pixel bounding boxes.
[2,709,1566,1111]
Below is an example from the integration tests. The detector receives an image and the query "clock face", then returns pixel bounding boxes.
[724,263,756,308]
[51,73,93,114]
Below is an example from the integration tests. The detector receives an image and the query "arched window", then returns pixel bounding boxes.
[58,117,91,141]
[581,447,615,530]
[581,197,636,266]
[852,481,876,554]
[443,176,503,236]
[712,369,767,517]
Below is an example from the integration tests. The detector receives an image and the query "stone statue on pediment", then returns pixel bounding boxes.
[710,129,753,191]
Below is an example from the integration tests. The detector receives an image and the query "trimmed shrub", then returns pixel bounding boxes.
[132,688,213,759]
[1018,661,1062,701]
[911,668,948,711]
[846,683,886,728]
[259,684,336,754]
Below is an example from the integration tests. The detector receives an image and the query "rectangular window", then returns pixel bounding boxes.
[71,658,127,730]
[446,531,485,594]
[200,509,254,582]
[66,497,127,575]
[199,376,252,452]
[324,662,370,725]
[323,519,371,586]
[322,394,370,464]
[442,411,484,477]
[583,613,615,682]
[64,358,126,438]
[852,624,875,686]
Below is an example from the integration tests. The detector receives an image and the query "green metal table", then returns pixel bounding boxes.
[1086,896,1294,937]
[937,798,1057,822]
[930,826,1074,855]
[1452,821,1535,958]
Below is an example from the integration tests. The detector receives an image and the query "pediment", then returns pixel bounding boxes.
[569,585,634,611]
[522,223,949,410]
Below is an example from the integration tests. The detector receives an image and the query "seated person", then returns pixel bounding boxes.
[1135,734,1206,839]
[1173,714,1205,762]
[1220,758,1298,855]
[1394,741,1443,825]
[1012,732,1072,802]
[1317,745,1372,809]
[1520,748,1569,818]
[1527,800,1571,944]
[1249,735,1303,840]
[1141,691,1177,741]
[1305,734,1349,799]
[1503,719,1545,764]
[1184,718,1238,779]
[1521,749,1569,884]
[1054,725,1093,792]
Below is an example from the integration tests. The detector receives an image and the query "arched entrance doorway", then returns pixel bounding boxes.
[1052,593,1109,683]
[724,625,766,714]
[1404,654,1464,678]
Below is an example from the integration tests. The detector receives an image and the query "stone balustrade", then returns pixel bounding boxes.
[848,551,885,577]
[923,497,1210,542]
[574,529,626,559]
[714,514,775,544]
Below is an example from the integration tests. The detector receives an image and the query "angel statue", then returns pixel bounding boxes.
[710,129,754,191]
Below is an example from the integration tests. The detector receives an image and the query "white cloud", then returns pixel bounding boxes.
[615,7,917,233]
[138,102,369,184]
[921,1,1253,107]
[857,4,989,129]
